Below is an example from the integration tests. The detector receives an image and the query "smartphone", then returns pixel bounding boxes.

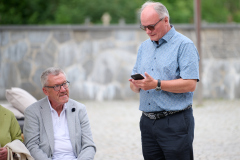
[131,74,144,80]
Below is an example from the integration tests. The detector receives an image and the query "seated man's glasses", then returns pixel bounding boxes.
[44,81,70,91]
[140,17,164,31]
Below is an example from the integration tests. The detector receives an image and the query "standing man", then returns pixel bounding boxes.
[24,67,96,160]
[129,1,199,160]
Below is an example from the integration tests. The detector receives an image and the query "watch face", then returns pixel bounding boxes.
[155,87,161,91]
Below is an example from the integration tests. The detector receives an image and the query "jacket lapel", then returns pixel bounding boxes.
[40,97,55,154]
[66,100,77,156]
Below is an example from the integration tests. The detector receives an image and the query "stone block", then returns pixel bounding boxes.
[116,66,133,84]
[235,81,240,98]
[35,50,54,68]
[211,45,238,59]
[3,41,28,62]
[78,41,93,61]
[0,50,2,67]
[201,45,211,59]
[223,75,236,99]
[70,82,98,100]
[80,41,92,53]
[73,31,89,42]
[11,32,25,42]
[115,30,136,41]
[89,31,112,39]
[53,31,71,43]
[0,32,10,46]
[58,43,80,68]
[236,45,240,57]
[28,31,50,44]
[66,65,86,84]
[202,30,222,45]
[91,58,113,84]
[91,40,115,56]
[222,30,239,45]
[18,60,32,79]
[82,59,94,77]
[214,85,229,99]
[117,44,137,54]
[90,49,135,85]
[2,63,21,89]
[21,82,39,100]
[99,40,115,50]
[45,40,57,53]
[32,68,45,89]
[0,78,6,100]
[234,61,240,73]
[101,83,123,100]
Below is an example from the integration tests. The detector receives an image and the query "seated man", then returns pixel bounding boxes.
[23,67,96,160]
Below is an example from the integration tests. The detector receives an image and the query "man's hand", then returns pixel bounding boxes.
[137,72,157,90]
[129,72,157,92]
[0,147,8,160]
[130,72,198,93]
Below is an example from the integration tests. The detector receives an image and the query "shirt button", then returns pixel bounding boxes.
[154,57,156,59]
[148,103,150,105]
[148,91,149,93]
[152,69,153,71]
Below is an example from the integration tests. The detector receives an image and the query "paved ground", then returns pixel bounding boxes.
[83,99,240,160]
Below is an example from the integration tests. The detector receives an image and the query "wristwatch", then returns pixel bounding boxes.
[155,79,161,91]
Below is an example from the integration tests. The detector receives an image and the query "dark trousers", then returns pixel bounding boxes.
[140,108,194,160]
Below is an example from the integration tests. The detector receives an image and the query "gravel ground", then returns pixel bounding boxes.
[2,99,239,159]
[83,99,240,160]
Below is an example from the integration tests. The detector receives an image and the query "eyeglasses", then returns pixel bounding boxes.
[140,17,164,31]
[44,81,70,91]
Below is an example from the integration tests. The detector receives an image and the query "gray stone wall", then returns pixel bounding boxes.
[1,24,240,100]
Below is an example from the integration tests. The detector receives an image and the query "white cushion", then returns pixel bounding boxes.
[5,88,37,114]
[1,103,24,119]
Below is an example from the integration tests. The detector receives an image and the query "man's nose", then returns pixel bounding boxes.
[60,85,66,91]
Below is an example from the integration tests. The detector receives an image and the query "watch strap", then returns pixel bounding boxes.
[158,79,160,87]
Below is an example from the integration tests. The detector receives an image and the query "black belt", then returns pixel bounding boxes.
[143,105,192,120]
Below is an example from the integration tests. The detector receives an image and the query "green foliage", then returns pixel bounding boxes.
[160,0,194,23]
[201,0,229,23]
[0,0,239,24]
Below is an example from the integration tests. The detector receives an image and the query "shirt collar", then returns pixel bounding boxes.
[152,25,176,46]
[47,97,67,112]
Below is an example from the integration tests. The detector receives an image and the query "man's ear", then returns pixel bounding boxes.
[42,87,49,96]
[164,16,169,23]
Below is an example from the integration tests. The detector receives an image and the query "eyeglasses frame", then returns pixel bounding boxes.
[140,17,164,31]
[44,81,70,91]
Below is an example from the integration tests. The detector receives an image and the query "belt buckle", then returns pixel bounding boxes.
[155,113,165,119]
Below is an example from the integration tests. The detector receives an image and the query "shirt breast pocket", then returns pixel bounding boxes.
[139,58,153,75]
[160,58,180,80]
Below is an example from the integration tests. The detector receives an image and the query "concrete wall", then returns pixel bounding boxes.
[1,24,240,101]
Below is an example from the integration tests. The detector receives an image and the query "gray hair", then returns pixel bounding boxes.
[40,67,66,87]
[140,1,170,22]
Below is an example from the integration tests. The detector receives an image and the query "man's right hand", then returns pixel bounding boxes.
[129,79,141,93]
[0,147,8,160]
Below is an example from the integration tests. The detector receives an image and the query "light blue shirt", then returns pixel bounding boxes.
[132,25,200,112]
